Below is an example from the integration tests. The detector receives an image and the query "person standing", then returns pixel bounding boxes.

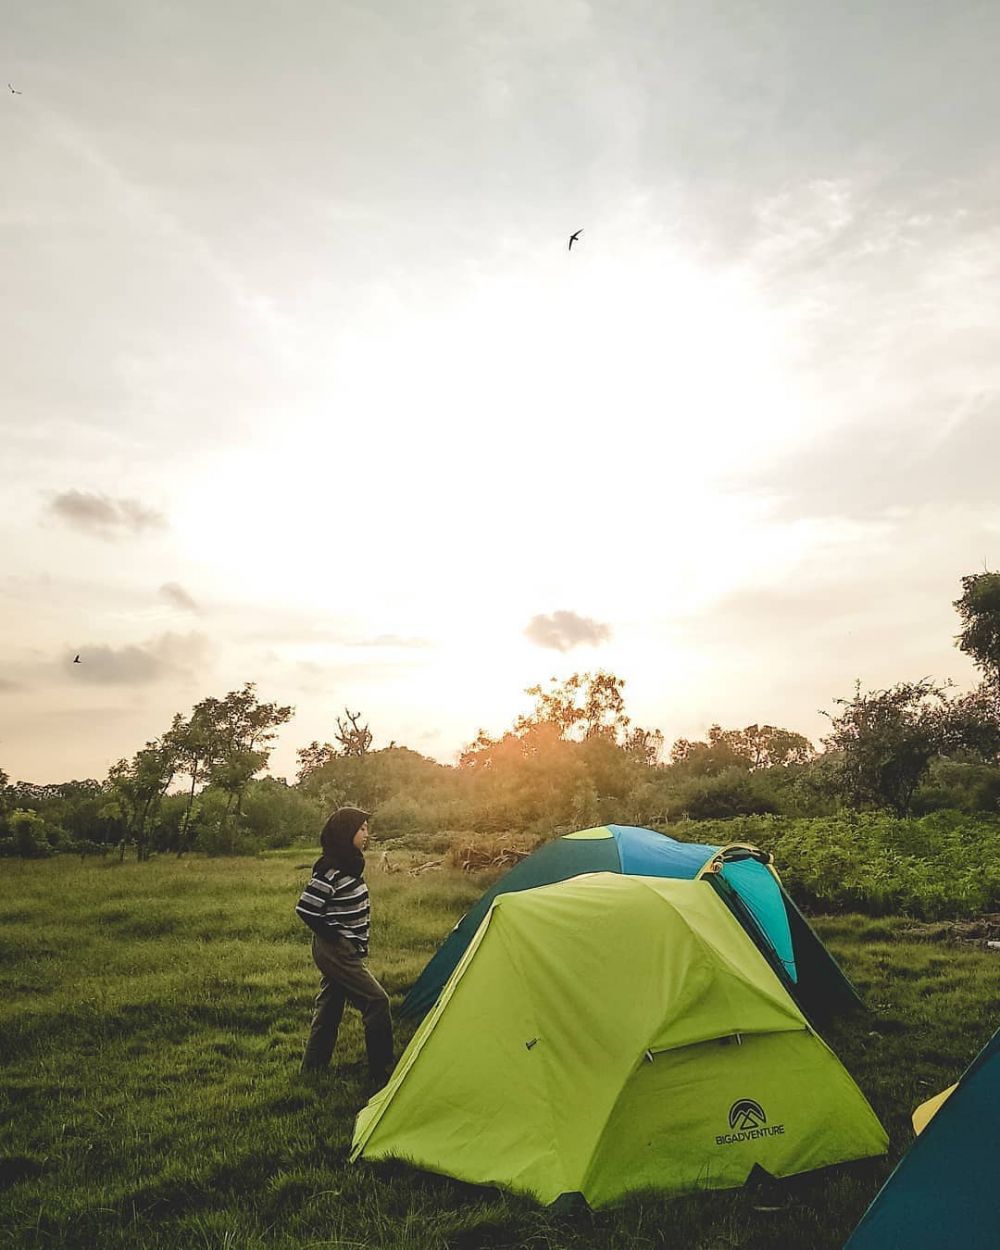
[296,806,394,1089]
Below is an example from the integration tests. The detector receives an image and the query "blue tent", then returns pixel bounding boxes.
[401,824,860,1023]
[844,1026,1000,1250]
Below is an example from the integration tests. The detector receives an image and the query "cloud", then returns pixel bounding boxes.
[67,632,211,685]
[720,175,1000,526]
[674,582,873,652]
[0,677,25,694]
[47,490,167,538]
[355,634,432,648]
[159,581,200,613]
[741,393,1000,524]
[524,610,612,652]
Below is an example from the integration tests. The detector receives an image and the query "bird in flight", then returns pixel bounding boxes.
[568,229,583,251]
[73,654,81,663]
[8,83,22,94]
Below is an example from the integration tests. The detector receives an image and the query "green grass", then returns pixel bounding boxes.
[1,849,998,1249]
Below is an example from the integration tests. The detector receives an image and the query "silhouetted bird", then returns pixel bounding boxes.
[8,83,22,94]
[568,229,583,251]
[73,654,81,663]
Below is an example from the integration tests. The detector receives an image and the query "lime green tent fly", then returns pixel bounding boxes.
[353,874,886,1207]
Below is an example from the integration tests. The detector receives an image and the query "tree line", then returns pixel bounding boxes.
[3,572,1000,858]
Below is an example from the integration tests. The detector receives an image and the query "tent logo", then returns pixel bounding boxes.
[729,1099,766,1131]
[716,1099,785,1146]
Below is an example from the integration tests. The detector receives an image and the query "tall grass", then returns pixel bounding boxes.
[1,848,997,1249]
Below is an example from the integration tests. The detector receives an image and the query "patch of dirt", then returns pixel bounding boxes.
[899,913,1000,946]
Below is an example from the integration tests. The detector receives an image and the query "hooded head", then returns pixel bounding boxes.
[318,805,371,877]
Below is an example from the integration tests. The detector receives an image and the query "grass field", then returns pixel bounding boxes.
[1,847,998,1249]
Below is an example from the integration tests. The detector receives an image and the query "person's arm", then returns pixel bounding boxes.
[295,873,333,937]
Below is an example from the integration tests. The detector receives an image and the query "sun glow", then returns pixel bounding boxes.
[174,223,810,622]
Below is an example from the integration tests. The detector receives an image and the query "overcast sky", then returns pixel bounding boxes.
[3,0,998,783]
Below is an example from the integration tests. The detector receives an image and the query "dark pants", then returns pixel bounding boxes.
[301,933,394,1076]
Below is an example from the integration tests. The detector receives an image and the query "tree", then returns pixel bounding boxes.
[457,728,506,772]
[820,679,953,816]
[515,672,631,743]
[670,726,746,775]
[335,709,373,757]
[296,740,338,784]
[164,702,224,855]
[954,571,1000,690]
[622,725,666,768]
[461,673,649,769]
[105,738,178,859]
[670,724,814,775]
[296,708,374,788]
[205,683,294,839]
[0,767,11,834]
[457,673,666,834]
[735,724,815,770]
[952,572,1000,766]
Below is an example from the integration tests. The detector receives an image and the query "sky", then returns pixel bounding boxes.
[3,0,999,783]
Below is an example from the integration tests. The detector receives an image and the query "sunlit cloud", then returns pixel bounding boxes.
[159,582,200,613]
[524,610,612,652]
[355,634,433,649]
[66,632,211,685]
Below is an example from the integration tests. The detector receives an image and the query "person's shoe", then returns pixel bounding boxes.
[299,1061,331,1079]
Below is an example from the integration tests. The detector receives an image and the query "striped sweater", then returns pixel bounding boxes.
[295,862,371,955]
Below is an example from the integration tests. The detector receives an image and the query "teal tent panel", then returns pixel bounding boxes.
[845,1027,1000,1250]
[720,858,797,982]
[399,833,621,1018]
[609,825,717,877]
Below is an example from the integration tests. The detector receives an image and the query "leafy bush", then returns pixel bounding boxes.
[240,778,324,847]
[668,769,780,820]
[911,758,1000,815]
[5,809,57,858]
[372,794,435,837]
[672,812,1000,919]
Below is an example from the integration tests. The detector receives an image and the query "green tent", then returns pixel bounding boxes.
[400,824,861,1025]
[353,874,887,1207]
[844,1025,1000,1249]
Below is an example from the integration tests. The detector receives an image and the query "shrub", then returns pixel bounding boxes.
[6,809,56,858]
[372,794,434,837]
[240,779,323,847]
[669,769,779,820]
